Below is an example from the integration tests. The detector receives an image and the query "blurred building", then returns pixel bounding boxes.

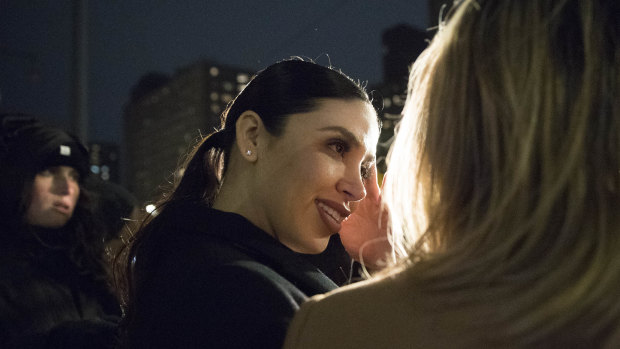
[124,60,253,206]
[88,142,120,182]
[370,1,452,173]
[372,24,428,173]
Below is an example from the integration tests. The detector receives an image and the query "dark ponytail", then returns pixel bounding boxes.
[169,129,232,206]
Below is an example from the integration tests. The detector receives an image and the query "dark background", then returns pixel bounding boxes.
[0,0,431,145]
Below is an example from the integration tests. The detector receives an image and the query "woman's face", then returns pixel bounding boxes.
[254,98,379,253]
[25,165,81,228]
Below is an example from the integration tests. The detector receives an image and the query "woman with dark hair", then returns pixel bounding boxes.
[0,115,120,348]
[117,58,380,348]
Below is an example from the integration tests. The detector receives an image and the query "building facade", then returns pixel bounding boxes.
[373,24,428,173]
[124,61,253,206]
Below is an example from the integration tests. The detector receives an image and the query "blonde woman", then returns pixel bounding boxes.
[283,0,620,348]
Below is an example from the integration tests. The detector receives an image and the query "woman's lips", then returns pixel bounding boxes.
[52,202,72,215]
[315,200,351,234]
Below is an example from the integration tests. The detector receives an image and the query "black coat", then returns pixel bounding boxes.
[126,204,342,348]
[0,229,120,349]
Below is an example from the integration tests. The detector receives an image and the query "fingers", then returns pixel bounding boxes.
[365,164,381,202]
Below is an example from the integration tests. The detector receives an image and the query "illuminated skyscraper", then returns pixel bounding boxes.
[124,60,253,205]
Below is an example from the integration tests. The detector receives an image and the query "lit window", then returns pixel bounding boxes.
[222,93,232,103]
[236,73,249,83]
[210,92,219,101]
[223,81,233,91]
[384,98,392,108]
[211,104,221,113]
[238,84,246,92]
[90,165,100,174]
[393,95,404,106]
[209,67,219,76]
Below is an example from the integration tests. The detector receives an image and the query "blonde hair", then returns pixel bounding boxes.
[384,0,620,346]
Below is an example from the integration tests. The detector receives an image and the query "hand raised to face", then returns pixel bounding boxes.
[339,165,392,270]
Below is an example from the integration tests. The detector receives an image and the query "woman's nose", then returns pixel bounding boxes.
[337,166,367,202]
[53,174,77,195]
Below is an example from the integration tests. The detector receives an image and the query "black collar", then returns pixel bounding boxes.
[170,202,338,295]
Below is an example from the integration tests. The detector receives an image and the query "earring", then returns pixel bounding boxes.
[246,150,252,156]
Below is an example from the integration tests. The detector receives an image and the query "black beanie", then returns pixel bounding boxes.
[1,115,89,178]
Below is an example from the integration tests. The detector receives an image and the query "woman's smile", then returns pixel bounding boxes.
[316,199,351,234]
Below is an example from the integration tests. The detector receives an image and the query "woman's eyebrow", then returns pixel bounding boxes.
[317,126,361,148]
[318,126,376,163]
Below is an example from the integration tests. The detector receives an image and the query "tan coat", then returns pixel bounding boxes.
[283,270,464,349]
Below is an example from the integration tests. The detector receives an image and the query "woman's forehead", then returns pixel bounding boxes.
[285,99,377,130]
[282,99,379,153]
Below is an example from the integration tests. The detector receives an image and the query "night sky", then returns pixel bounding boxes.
[1,1,429,144]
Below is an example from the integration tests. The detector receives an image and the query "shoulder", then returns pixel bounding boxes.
[283,270,425,349]
[0,253,57,299]
[131,258,306,348]
[135,228,309,318]
[153,228,297,287]
[147,213,331,300]
[144,252,307,311]
[0,255,84,344]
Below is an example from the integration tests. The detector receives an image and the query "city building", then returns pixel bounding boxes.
[88,142,120,182]
[372,24,428,173]
[124,60,253,206]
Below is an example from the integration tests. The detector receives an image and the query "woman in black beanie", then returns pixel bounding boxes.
[0,114,120,348]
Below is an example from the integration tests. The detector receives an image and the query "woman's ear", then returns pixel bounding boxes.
[235,110,262,162]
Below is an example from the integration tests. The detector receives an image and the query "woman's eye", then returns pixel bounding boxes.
[69,171,81,182]
[329,141,347,157]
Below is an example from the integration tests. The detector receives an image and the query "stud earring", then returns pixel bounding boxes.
[246,150,252,156]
